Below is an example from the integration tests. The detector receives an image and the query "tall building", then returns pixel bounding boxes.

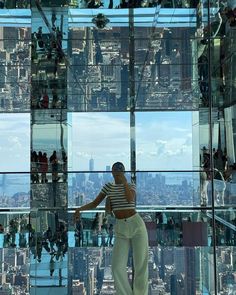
[89,157,94,171]
[0,28,3,50]
[72,280,86,295]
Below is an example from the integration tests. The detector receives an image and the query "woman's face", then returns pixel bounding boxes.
[112,168,124,179]
[112,163,125,179]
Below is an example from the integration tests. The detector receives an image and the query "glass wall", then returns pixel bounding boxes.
[0,0,236,294]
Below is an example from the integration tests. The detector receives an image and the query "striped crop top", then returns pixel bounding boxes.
[101,182,136,211]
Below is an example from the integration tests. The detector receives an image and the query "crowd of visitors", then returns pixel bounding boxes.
[31,20,67,109]
[199,146,235,206]
[81,0,162,8]
[0,0,30,8]
[31,149,67,183]
[0,0,206,9]
[75,213,114,247]
[221,2,236,27]
[0,216,68,276]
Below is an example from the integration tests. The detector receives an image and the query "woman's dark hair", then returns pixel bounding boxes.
[112,162,125,172]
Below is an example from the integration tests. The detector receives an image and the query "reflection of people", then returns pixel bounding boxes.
[75,162,149,295]
[50,256,55,277]
[9,218,18,247]
[62,150,67,182]
[75,219,83,247]
[108,224,114,246]
[0,224,4,233]
[101,217,108,246]
[213,149,227,205]
[91,212,100,246]
[50,151,60,182]
[200,170,208,206]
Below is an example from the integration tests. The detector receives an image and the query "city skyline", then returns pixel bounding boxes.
[0,111,194,172]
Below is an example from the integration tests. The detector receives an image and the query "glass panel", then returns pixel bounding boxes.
[68,1,208,9]
[0,211,30,292]
[30,209,68,290]
[31,0,69,8]
[0,113,30,172]
[31,7,68,110]
[68,26,131,112]
[136,171,200,206]
[136,111,193,171]
[1,1,236,294]
[0,173,30,208]
[1,1,30,8]
[0,26,31,112]
[0,212,30,248]
[31,117,68,184]
[216,246,236,294]
[219,30,236,108]
[134,28,199,111]
[68,210,217,294]
[0,248,30,292]
[68,112,130,171]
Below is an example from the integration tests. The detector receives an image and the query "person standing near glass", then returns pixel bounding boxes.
[74,162,149,295]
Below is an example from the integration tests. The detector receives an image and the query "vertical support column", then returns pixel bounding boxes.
[30,0,69,293]
[206,0,218,294]
[129,2,136,183]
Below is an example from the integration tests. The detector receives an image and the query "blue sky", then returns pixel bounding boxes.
[0,114,30,172]
[0,111,193,172]
[69,111,193,171]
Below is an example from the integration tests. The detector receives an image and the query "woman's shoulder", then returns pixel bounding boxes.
[102,182,115,191]
[104,182,115,186]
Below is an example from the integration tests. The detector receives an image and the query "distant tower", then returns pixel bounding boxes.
[89,158,94,171]
[0,28,3,50]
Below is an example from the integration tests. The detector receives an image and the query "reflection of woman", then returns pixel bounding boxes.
[91,212,100,246]
[75,162,148,295]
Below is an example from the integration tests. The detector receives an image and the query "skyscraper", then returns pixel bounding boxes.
[89,157,94,171]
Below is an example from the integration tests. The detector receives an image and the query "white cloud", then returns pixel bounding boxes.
[135,113,193,170]
[0,114,30,172]
[70,113,130,170]
[70,112,193,171]
[8,136,22,149]
[0,112,193,172]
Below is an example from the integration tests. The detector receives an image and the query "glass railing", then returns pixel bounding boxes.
[1,170,236,208]
[0,171,235,294]
[0,207,235,294]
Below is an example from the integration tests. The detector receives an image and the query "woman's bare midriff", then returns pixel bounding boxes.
[113,209,137,219]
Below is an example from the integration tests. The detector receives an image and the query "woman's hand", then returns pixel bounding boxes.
[74,208,81,222]
[118,173,127,184]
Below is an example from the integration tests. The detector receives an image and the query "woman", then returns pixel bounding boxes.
[74,162,149,295]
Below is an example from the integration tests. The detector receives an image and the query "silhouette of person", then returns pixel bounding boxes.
[49,150,60,182]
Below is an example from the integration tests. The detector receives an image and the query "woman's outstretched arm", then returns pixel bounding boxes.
[74,191,106,221]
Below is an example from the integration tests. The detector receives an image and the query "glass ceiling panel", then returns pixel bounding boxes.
[67,25,200,111]
[0,9,31,27]
[68,8,197,28]
[0,5,223,111]
[0,26,31,112]
[0,7,219,27]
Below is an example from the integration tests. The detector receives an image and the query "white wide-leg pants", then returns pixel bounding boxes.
[112,213,149,295]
